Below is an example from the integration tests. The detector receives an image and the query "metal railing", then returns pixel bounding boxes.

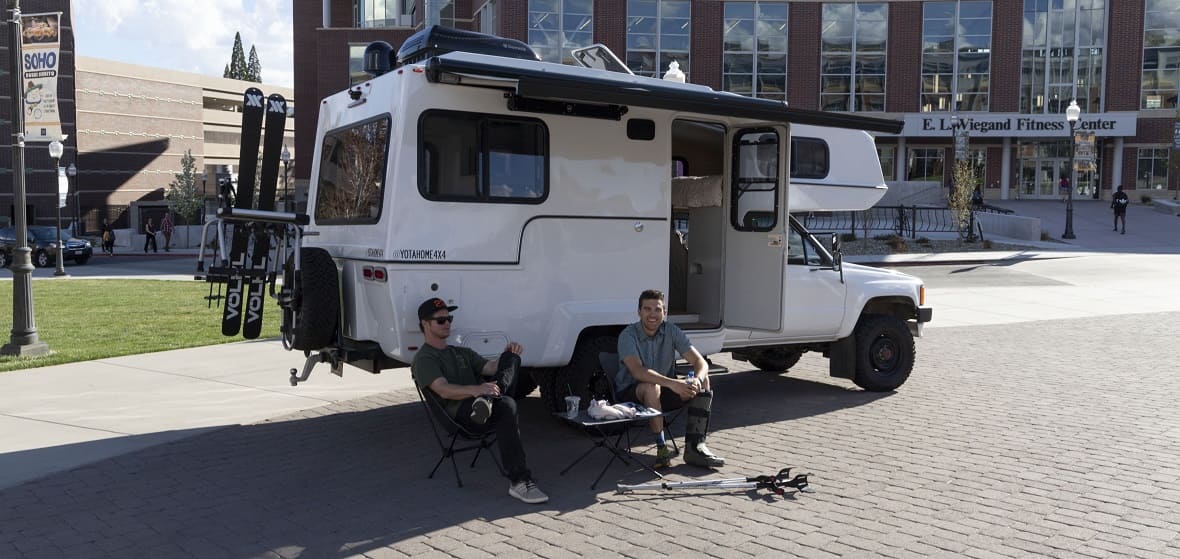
[796,205,1012,239]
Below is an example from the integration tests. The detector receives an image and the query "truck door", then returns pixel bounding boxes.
[724,126,786,330]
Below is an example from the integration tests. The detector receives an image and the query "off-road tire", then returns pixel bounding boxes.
[852,314,914,392]
[749,347,803,373]
[282,247,339,351]
[543,335,617,414]
[33,250,50,268]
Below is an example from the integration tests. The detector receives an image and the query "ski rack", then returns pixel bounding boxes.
[616,468,814,498]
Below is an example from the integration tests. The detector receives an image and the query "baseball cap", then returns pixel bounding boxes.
[418,297,458,321]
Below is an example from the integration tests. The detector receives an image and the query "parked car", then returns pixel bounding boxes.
[0,226,93,268]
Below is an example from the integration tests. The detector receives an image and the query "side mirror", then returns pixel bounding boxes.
[830,233,840,254]
[830,233,844,283]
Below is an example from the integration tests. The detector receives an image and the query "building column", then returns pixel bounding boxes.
[895,136,906,182]
[1001,136,1012,200]
[1111,137,1124,194]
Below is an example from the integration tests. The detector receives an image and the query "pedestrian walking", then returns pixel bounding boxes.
[143,217,158,253]
[1111,184,1129,234]
[100,219,115,256]
[1059,176,1071,202]
[161,212,175,252]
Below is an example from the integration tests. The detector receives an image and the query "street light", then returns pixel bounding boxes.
[1,0,50,356]
[1063,100,1080,240]
[48,139,67,276]
[280,145,291,212]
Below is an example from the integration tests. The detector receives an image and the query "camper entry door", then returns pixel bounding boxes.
[723,126,787,331]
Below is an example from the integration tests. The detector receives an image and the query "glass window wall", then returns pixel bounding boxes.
[1143,0,1180,109]
[529,0,594,64]
[1020,0,1106,114]
[722,2,788,100]
[1136,148,1170,190]
[820,2,887,112]
[627,0,691,78]
[921,1,992,112]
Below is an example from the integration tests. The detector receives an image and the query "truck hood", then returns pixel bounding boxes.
[841,261,924,289]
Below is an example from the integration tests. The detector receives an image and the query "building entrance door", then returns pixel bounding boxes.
[1019,158,1069,199]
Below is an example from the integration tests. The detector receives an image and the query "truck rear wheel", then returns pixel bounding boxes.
[852,314,914,392]
[544,335,617,414]
[749,347,803,373]
[283,247,339,351]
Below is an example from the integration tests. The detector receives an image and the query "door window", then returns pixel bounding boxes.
[787,220,832,267]
[731,129,780,231]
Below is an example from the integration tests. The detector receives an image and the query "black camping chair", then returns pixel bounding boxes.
[412,375,506,487]
[596,352,682,454]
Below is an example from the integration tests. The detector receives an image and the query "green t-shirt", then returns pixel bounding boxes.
[412,344,488,416]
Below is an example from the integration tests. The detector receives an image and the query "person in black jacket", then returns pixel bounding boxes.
[1111,185,1129,234]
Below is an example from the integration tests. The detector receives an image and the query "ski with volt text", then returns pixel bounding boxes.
[221,87,265,336]
[242,93,288,339]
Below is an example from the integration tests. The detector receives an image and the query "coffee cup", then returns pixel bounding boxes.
[564,395,580,419]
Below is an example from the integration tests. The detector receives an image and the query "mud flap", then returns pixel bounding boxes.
[828,335,856,379]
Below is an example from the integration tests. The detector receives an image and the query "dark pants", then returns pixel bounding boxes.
[453,396,530,482]
[1114,211,1126,231]
[144,233,157,252]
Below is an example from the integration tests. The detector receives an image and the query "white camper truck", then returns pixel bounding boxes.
[206,27,931,411]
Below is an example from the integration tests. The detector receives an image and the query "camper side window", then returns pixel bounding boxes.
[419,110,548,204]
[790,137,829,179]
[315,116,391,225]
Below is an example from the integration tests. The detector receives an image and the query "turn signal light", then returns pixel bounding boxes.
[919,286,926,306]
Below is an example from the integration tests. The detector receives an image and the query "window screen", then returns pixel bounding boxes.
[314,116,391,224]
[731,129,780,231]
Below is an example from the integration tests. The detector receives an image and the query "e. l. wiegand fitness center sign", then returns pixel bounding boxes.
[901,113,1138,138]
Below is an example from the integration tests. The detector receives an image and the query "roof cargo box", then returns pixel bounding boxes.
[396,25,541,67]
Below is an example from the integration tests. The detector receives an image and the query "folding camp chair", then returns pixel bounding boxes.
[596,352,682,455]
[413,377,506,487]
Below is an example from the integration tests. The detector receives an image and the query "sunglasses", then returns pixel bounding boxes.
[431,316,454,325]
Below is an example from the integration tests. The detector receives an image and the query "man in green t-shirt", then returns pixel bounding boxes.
[412,297,548,504]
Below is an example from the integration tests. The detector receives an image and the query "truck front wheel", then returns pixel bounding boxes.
[749,347,803,373]
[852,314,914,392]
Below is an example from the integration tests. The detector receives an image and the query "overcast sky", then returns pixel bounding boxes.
[72,0,294,89]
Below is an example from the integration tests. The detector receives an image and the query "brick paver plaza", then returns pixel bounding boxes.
[3,310,1178,558]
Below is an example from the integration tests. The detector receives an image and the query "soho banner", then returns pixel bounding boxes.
[901,112,1138,138]
[20,12,63,142]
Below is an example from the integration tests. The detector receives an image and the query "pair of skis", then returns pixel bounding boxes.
[221,87,288,339]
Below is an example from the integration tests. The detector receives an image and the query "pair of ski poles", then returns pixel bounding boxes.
[616,467,813,497]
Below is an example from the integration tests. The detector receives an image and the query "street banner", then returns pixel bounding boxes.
[1074,131,1096,173]
[57,167,68,208]
[20,12,63,142]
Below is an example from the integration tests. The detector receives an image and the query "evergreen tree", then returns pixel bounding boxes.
[223,63,231,79]
[247,46,262,83]
[225,32,249,80]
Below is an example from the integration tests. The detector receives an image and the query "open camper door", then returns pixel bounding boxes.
[723,126,787,331]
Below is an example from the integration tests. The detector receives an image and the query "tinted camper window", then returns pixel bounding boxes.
[419,111,548,203]
[790,137,829,179]
[315,116,391,224]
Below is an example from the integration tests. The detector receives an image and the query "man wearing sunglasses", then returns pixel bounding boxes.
[411,297,549,504]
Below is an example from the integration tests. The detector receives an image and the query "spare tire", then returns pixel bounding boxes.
[283,247,339,351]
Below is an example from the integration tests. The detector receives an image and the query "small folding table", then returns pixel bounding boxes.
[557,404,666,490]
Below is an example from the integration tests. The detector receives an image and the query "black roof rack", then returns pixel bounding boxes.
[396,26,540,67]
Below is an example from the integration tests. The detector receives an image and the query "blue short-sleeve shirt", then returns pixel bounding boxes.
[615,320,693,392]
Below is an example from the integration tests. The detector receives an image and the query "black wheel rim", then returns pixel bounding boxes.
[869,335,899,373]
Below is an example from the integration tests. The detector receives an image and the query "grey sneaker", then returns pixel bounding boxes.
[470,397,492,425]
[509,479,549,504]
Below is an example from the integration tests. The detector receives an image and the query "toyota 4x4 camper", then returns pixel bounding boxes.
[203,27,931,411]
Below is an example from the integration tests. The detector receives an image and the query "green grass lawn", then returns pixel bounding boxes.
[0,279,281,372]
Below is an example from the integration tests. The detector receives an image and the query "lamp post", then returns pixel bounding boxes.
[1063,100,1080,240]
[48,140,67,277]
[1,0,50,356]
[280,146,291,212]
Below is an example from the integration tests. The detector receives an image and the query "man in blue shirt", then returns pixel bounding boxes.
[616,289,725,469]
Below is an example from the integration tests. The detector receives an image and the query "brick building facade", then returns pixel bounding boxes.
[293,0,1180,201]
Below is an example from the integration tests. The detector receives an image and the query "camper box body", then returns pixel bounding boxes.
[303,40,929,401]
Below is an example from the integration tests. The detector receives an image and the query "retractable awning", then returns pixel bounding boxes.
[424,53,903,135]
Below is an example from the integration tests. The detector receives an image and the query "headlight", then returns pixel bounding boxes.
[48,243,57,249]
[83,241,91,248]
